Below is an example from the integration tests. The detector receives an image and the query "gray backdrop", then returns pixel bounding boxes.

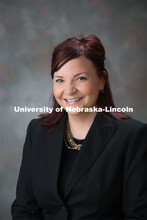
[0,0,146,219]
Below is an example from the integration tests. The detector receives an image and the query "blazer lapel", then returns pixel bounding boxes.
[42,113,67,201]
[64,113,118,199]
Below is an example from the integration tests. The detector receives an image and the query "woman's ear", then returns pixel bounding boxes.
[100,77,105,91]
[103,70,108,78]
[100,70,108,90]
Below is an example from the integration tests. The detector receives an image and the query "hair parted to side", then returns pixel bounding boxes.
[39,34,130,131]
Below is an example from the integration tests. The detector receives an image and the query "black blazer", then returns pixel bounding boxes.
[11,113,147,220]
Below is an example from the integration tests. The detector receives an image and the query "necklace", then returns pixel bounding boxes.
[64,120,82,151]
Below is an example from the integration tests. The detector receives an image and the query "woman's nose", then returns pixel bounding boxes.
[65,82,77,95]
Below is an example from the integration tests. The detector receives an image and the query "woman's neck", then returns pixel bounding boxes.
[67,112,97,140]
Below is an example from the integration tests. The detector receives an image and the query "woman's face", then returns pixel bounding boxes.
[53,56,104,115]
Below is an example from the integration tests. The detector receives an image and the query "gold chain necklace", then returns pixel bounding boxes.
[64,120,82,151]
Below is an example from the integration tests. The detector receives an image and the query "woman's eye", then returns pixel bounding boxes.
[77,77,87,81]
[55,79,63,83]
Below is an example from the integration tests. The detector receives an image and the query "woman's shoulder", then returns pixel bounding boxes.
[27,117,50,135]
[103,113,145,128]
[27,113,66,134]
[118,117,145,126]
[115,116,146,135]
[28,117,45,127]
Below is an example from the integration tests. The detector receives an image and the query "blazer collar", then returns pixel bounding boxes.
[63,113,118,199]
[44,113,118,201]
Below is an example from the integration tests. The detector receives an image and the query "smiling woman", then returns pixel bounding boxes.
[53,56,105,139]
[54,57,103,113]
[39,34,130,131]
[11,35,147,220]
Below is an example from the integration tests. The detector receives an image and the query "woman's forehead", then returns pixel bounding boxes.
[54,56,96,76]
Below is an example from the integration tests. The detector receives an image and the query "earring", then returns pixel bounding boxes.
[100,89,104,94]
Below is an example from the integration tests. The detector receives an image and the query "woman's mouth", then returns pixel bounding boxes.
[64,97,83,105]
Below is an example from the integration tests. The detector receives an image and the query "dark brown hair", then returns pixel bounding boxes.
[39,34,130,131]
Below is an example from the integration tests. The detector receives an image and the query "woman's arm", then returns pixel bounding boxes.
[11,120,44,220]
[123,123,147,219]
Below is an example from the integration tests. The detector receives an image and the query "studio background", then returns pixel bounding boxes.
[0,0,146,219]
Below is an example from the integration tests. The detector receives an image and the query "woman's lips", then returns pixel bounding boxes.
[64,97,83,105]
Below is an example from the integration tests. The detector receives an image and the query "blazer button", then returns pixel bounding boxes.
[62,206,66,211]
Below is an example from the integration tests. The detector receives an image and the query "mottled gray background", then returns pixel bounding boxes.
[0,0,146,219]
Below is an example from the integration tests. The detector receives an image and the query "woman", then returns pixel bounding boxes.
[11,35,146,219]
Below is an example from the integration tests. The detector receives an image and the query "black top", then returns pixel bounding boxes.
[11,114,146,219]
[58,137,84,199]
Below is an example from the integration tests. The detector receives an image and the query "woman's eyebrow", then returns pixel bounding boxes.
[54,72,88,78]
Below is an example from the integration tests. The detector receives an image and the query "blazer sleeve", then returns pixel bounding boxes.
[122,123,147,220]
[11,119,44,220]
